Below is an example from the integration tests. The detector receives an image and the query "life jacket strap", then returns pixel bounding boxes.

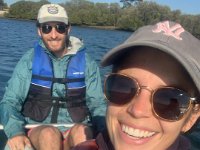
[32,74,85,84]
[50,98,87,123]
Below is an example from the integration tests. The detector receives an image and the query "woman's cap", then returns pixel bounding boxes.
[101,20,200,93]
[37,4,68,25]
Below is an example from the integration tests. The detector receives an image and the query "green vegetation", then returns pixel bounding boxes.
[0,0,8,10]
[4,0,200,39]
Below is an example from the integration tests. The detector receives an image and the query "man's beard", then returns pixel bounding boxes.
[44,38,66,52]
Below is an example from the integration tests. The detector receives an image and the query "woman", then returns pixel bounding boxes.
[73,20,200,150]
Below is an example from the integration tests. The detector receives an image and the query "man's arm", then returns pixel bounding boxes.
[0,49,33,138]
[85,53,107,133]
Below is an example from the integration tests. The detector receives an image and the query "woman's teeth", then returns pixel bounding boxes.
[122,125,156,138]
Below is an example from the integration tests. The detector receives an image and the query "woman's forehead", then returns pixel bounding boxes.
[118,47,181,71]
[116,47,194,91]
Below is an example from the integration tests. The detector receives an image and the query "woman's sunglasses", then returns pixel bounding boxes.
[40,24,67,34]
[104,73,198,121]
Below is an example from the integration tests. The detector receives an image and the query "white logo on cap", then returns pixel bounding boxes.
[152,21,185,40]
[47,6,59,14]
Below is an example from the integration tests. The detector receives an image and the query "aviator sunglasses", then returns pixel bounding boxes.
[104,73,198,121]
[40,23,67,34]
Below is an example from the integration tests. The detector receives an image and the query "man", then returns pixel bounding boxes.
[0,4,106,150]
[72,20,200,150]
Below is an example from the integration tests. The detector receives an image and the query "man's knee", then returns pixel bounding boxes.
[29,126,63,150]
[70,124,93,139]
[29,125,62,143]
[39,126,62,140]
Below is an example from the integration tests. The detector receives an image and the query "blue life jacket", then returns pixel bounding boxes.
[22,42,91,123]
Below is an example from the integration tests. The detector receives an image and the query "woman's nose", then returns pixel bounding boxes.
[127,89,152,119]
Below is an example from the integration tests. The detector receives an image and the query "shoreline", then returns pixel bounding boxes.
[85,25,117,30]
[1,17,132,32]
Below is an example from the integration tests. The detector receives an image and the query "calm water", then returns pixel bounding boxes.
[0,18,200,149]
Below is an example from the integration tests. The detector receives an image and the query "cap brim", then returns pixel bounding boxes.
[38,17,68,25]
[101,41,200,93]
[101,40,186,67]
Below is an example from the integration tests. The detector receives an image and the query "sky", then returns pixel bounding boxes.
[4,0,200,15]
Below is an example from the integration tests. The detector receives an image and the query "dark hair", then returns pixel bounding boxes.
[36,20,40,27]
[65,22,71,47]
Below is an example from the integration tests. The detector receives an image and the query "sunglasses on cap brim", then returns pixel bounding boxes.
[104,73,199,122]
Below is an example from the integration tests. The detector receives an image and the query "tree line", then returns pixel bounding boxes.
[0,0,8,10]
[4,0,200,39]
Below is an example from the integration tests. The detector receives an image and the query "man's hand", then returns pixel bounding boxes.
[7,135,33,150]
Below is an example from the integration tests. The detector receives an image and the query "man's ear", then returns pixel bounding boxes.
[67,26,71,34]
[38,28,41,37]
[181,104,200,132]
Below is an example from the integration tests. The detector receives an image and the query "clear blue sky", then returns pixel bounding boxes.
[4,0,200,15]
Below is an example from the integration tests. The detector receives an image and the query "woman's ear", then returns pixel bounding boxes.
[181,104,200,132]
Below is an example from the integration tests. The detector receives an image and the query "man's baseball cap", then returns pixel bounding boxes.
[101,20,200,93]
[37,4,68,25]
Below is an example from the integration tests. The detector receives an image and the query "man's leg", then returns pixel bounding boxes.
[28,125,62,150]
[63,124,93,150]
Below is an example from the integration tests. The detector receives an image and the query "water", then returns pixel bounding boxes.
[0,18,200,150]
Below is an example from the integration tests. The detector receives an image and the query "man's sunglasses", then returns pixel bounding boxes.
[40,24,67,34]
[104,73,198,121]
